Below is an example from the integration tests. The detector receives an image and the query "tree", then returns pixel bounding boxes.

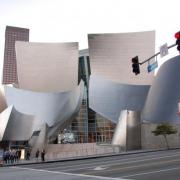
[152,123,177,149]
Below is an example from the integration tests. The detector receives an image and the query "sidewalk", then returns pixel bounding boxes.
[3,147,180,167]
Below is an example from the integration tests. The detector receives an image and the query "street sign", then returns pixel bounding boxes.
[160,43,169,58]
[147,61,158,73]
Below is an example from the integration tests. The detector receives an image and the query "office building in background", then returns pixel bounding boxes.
[2,26,29,84]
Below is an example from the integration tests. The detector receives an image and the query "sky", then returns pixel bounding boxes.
[0,0,180,80]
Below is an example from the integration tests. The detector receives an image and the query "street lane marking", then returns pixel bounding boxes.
[83,158,180,176]
[11,166,131,180]
[121,166,180,178]
[94,166,108,170]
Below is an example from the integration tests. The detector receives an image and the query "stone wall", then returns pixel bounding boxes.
[141,122,180,150]
[44,122,180,160]
[45,143,121,160]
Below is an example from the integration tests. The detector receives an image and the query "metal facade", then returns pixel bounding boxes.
[142,55,180,124]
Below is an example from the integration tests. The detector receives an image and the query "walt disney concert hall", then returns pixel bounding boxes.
[1,26,180,151]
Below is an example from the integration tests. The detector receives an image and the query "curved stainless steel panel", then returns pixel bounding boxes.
[142,55,180,124]
[0,106,13,140]
[15,41,79,92]
[88,31,155,85]
[3,107,36,141]
[112,110,141,150]
[111,110,127,146]
[89,75,150,123]
[47,81,84,138]
[0,86,7,112]
[4,81,84,127]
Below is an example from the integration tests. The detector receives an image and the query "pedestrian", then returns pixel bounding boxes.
[26,149,30,160]
[12,149,16,163]
[5,150,10,164]
[15,149,19,162]
[35,149,39,161]
[3,150,9,164]
[17,149,21,161]
[41,149,45,161]
[9,149,14,164]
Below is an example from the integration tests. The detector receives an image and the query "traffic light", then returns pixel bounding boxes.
[175,31,180,51]
[132,56,140,75]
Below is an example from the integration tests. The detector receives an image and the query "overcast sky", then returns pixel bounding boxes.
[0,0,180,80]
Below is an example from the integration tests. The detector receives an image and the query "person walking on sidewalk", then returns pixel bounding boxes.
[41,149,45,161]
[26,149,30,160]
[35,149,39,161]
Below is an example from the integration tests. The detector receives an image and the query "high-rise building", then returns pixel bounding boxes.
[2,26,29,84]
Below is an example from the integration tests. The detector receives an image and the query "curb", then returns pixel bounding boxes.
[3,147,180,167]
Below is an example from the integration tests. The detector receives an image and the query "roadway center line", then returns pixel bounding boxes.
[120,166,180,178]
[11,166,131,180]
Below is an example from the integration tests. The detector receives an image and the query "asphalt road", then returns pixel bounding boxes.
[2,149,180,180]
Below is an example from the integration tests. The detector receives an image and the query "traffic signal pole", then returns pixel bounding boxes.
[139,43,177,65]
[132,31,180,75]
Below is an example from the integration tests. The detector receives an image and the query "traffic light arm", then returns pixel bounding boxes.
[139,43,177,65]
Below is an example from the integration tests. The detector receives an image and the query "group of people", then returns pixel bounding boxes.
[3,149,21,164]
[35,149,46,161]
[2,148,46,164]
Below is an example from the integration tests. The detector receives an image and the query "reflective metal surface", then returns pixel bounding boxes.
[2,107,36,141]
[4,81,84,127]
[89,75,150,123]
[112,110,141,150]
[15,41,79,92]
[88,31,155,85]
[126,111,141,150]
[142,55,180,124]
[0,86,7,112]
[0,81,84,142]
[0,41,83,144]
[0,106,12,140]
[111,110,127,146]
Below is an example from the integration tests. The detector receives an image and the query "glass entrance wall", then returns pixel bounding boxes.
[96,113,116,143]
[67,86,89,143]
[88,109,116,143]
[63,53,116,144]
[65,109,116,144]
